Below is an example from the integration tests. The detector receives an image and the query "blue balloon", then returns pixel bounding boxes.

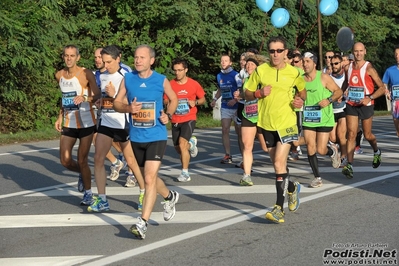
[271,8,290,28]
[256,0,274,13]
[319,0,339,16]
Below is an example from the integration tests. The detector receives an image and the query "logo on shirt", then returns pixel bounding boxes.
[178,90,188,95]
[351,76,359,84]
[61,80,74,87]
[140,83,146,88]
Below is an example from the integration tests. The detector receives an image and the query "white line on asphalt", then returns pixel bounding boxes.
[0,256,102,266]
[23,183,343,197]
[82,171,399,266]
[0,209,253,228]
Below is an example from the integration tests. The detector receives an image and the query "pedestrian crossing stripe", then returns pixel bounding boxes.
[0,256,102,266]
[25,183,342,197]
[0,209,253,228]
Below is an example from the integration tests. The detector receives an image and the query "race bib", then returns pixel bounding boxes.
[62,91,78,110]
[244,99,258,118]
[304,106,322,123]
[101,92,114,113]
[277,125,299,144]
[392,85,399,101]
[175,98,190,115]
[131,102,156,128]
[221,88,232,101]
[348,86,365,103]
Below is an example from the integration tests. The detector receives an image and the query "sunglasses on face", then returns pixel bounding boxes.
[269,49,285,54]
[330,62,341,66]
[325,56,333,59]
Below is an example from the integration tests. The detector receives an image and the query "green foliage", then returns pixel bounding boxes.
[1,0,398,133]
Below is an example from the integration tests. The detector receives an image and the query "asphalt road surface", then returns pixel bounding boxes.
[0,116,398,266]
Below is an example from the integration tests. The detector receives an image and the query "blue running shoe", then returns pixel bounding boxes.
[77,174,84,192]
[87,196,110,212]
[80,191,94,206]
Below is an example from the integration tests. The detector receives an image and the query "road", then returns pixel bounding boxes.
[0,116,398,266]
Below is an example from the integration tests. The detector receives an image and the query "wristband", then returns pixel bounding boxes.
[83,95,88,102]
[254,90,262,99]
[196,100,199,105]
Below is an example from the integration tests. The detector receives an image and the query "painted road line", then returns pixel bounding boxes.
[81,171,399,266]
[24,183,342,197]
[0,256,102,266]
[0,209,253,228]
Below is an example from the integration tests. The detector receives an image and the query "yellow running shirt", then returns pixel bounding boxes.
[245,63,305,131]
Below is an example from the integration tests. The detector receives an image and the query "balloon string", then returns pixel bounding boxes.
[259,13,274,53]
[296,0,304,48]
[298,19,317,48]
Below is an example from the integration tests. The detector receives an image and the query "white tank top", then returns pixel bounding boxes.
[99,68,129,129]
[59,69,95,128]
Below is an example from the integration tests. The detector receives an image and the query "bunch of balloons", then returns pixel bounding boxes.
[255,0,339,28]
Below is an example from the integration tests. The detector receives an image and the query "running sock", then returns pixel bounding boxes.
[356,130,363,146]
[164,191,173,201]
[326,146,334,156]
[287,179,295,193]
[85,189,92,195]
[275,173,288,208]
[99,194,106,201]
[182,169,188,173]
[374,149,381,155]
[307,153,320,177]
[139,189,145,194]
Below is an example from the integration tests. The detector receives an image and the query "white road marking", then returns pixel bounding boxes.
[24,183,342,197]
[0,256,102,266]
[81,171,399,266]
[0,209,252,228]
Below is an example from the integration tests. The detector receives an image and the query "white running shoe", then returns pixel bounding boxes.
[177,172,191,182]
[109,159,124,181]
[189,136,198,157]
[162,191,179,221]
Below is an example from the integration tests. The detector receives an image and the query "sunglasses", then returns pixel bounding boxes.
[269,49,285,54]
[325,56,333,59]
[330,62,341,66]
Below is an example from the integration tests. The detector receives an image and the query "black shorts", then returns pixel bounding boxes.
[334,111,346,122]
[241,116,257,127]
[345,104,374,120]
[97,125,130,142]
[302,126,333,133]
[171,120,196,146]
[131,140,167,167]
[261,129,281,148]
[61,126,95,139]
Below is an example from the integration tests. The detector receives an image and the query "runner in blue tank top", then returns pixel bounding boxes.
[114,44,179,240]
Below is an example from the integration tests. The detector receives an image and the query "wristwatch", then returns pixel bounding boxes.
[166,112,172,120]
[369,95,374,100]
[83,95,88,102]
[328,97,333,103]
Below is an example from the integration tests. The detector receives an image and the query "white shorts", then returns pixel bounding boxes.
[221,108,238,123]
